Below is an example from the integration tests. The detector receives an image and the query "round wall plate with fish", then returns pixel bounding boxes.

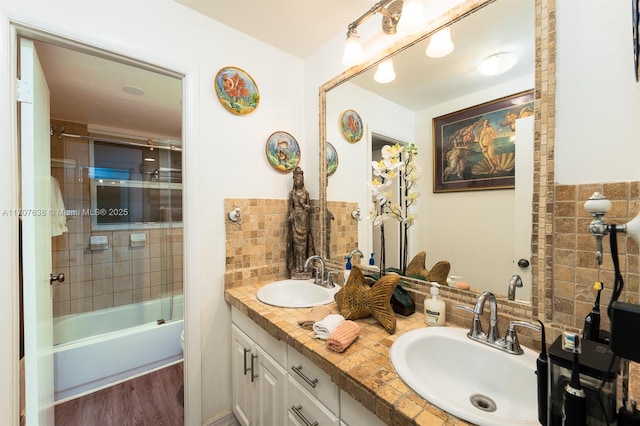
[265,131,300,172]
[340,109,363,143]
[326,142,338,176]
[214,66,259,115]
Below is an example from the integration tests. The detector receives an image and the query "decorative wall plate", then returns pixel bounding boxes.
[326,142,338,176]
[340,109,363,143]
[265,131,300,172]
[214,66,259,115]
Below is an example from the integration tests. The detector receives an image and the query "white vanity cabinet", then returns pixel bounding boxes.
[287,345,339,425]
[231,308,287,426]
[340,390,386,426]
[231,306,385,426]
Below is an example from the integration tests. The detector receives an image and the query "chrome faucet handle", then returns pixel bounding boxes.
[454,305,484,338]
[326,271,339,288]
[311,267,321,284]
[504,320,540,355]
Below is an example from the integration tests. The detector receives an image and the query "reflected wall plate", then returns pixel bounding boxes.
[214,66,259,115]
[265,131,300,172]
[326,142,338,176]
[340,109,363,143]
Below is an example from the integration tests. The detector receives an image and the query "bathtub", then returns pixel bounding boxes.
[53,296,184,401]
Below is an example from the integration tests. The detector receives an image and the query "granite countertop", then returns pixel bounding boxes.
[224,283,473,426]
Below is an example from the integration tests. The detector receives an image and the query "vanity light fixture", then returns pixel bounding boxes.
[396,0,427,35]
[374,59,396,83]
[342,0,426,67]
[425,27,454,58]
[477,52,519,76]
[342,30,367,67]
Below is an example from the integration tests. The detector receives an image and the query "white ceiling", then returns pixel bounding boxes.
[174,0,375,59]
[34,0,534,140]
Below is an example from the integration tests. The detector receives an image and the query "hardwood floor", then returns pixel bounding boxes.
[55,362,184,426]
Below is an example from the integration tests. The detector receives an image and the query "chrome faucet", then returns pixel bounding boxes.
[473,291,500,343]
[507,274,523,301]
[304,255,335,288]
[455,291,540,355]
[348,249,364,263]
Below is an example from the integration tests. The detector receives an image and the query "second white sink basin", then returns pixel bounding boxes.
[390,326,539,426]
[256,279,339,308]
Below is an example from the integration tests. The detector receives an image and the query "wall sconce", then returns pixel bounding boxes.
[584,192,640,265]
[374,58,396,83]
[228,207,241,223]
[342,0,425,67]
[351,209,362,221]
[425,27,454,58]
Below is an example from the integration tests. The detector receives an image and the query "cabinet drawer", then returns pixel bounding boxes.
[287,376,338,426]
[340,390,385,426]
[232,306,286,367]
[288,346,339,415]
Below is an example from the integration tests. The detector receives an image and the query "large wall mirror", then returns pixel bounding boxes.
[319,0,553,312]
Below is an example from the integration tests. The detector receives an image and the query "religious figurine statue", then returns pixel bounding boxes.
[287,167,315,279]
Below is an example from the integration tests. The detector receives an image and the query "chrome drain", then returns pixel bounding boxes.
[469,394,497,412]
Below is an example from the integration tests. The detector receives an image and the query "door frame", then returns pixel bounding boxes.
[0,19,202,425]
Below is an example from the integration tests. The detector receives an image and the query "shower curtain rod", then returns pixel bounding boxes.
[50,127,182,152]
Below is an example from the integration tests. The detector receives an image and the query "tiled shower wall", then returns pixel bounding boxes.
[224,198,358,288]
[50,119,183,318]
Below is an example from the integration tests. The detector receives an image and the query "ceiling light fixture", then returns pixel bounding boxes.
[477,52,519,76]
[122,85,145,96]
[374,59,396,83]
[343,0,424,67]
[425,27,454,58]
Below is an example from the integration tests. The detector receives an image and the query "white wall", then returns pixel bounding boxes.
[556,0,640,184]
[0,1,305,424]
[413,75,533,295]
[326,82,415,255]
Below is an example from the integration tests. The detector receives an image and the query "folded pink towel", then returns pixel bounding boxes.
[327,320,360,353]
[297,306,331,330]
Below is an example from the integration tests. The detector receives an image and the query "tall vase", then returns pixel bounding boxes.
[401,222,408,275]
[379,222,386,276]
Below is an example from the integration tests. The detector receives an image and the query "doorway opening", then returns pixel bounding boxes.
[19,32,186,420]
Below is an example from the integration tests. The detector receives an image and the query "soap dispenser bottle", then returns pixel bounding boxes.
[368,253,380,272]
[424,282,446,326]
[343,256,352,284]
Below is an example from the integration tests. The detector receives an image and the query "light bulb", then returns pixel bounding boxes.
[426,27,454,58]
[342,33,366,67]
[374,59,396,84]
[397,0,427,35]
[477,53,519,76]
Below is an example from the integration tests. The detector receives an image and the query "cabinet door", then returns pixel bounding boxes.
[255,346,287,426]
[231,325,255,426]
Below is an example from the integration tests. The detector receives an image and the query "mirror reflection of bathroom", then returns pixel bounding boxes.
[25,37,184,418]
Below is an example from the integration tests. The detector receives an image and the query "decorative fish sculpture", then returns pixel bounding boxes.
[404,251,450,287]
[334,266,399,334]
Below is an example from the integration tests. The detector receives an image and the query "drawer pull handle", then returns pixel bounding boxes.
[291,365,319,388]
[291,405,318,426]
[250,353,258,382]
[243,348,251,375]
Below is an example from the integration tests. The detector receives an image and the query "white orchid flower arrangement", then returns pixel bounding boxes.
[368,143,421,228]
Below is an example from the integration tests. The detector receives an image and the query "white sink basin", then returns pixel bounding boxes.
[390,327,539,426]
[256,279,339,308]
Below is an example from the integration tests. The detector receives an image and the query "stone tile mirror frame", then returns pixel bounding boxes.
[317,0,556,321]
